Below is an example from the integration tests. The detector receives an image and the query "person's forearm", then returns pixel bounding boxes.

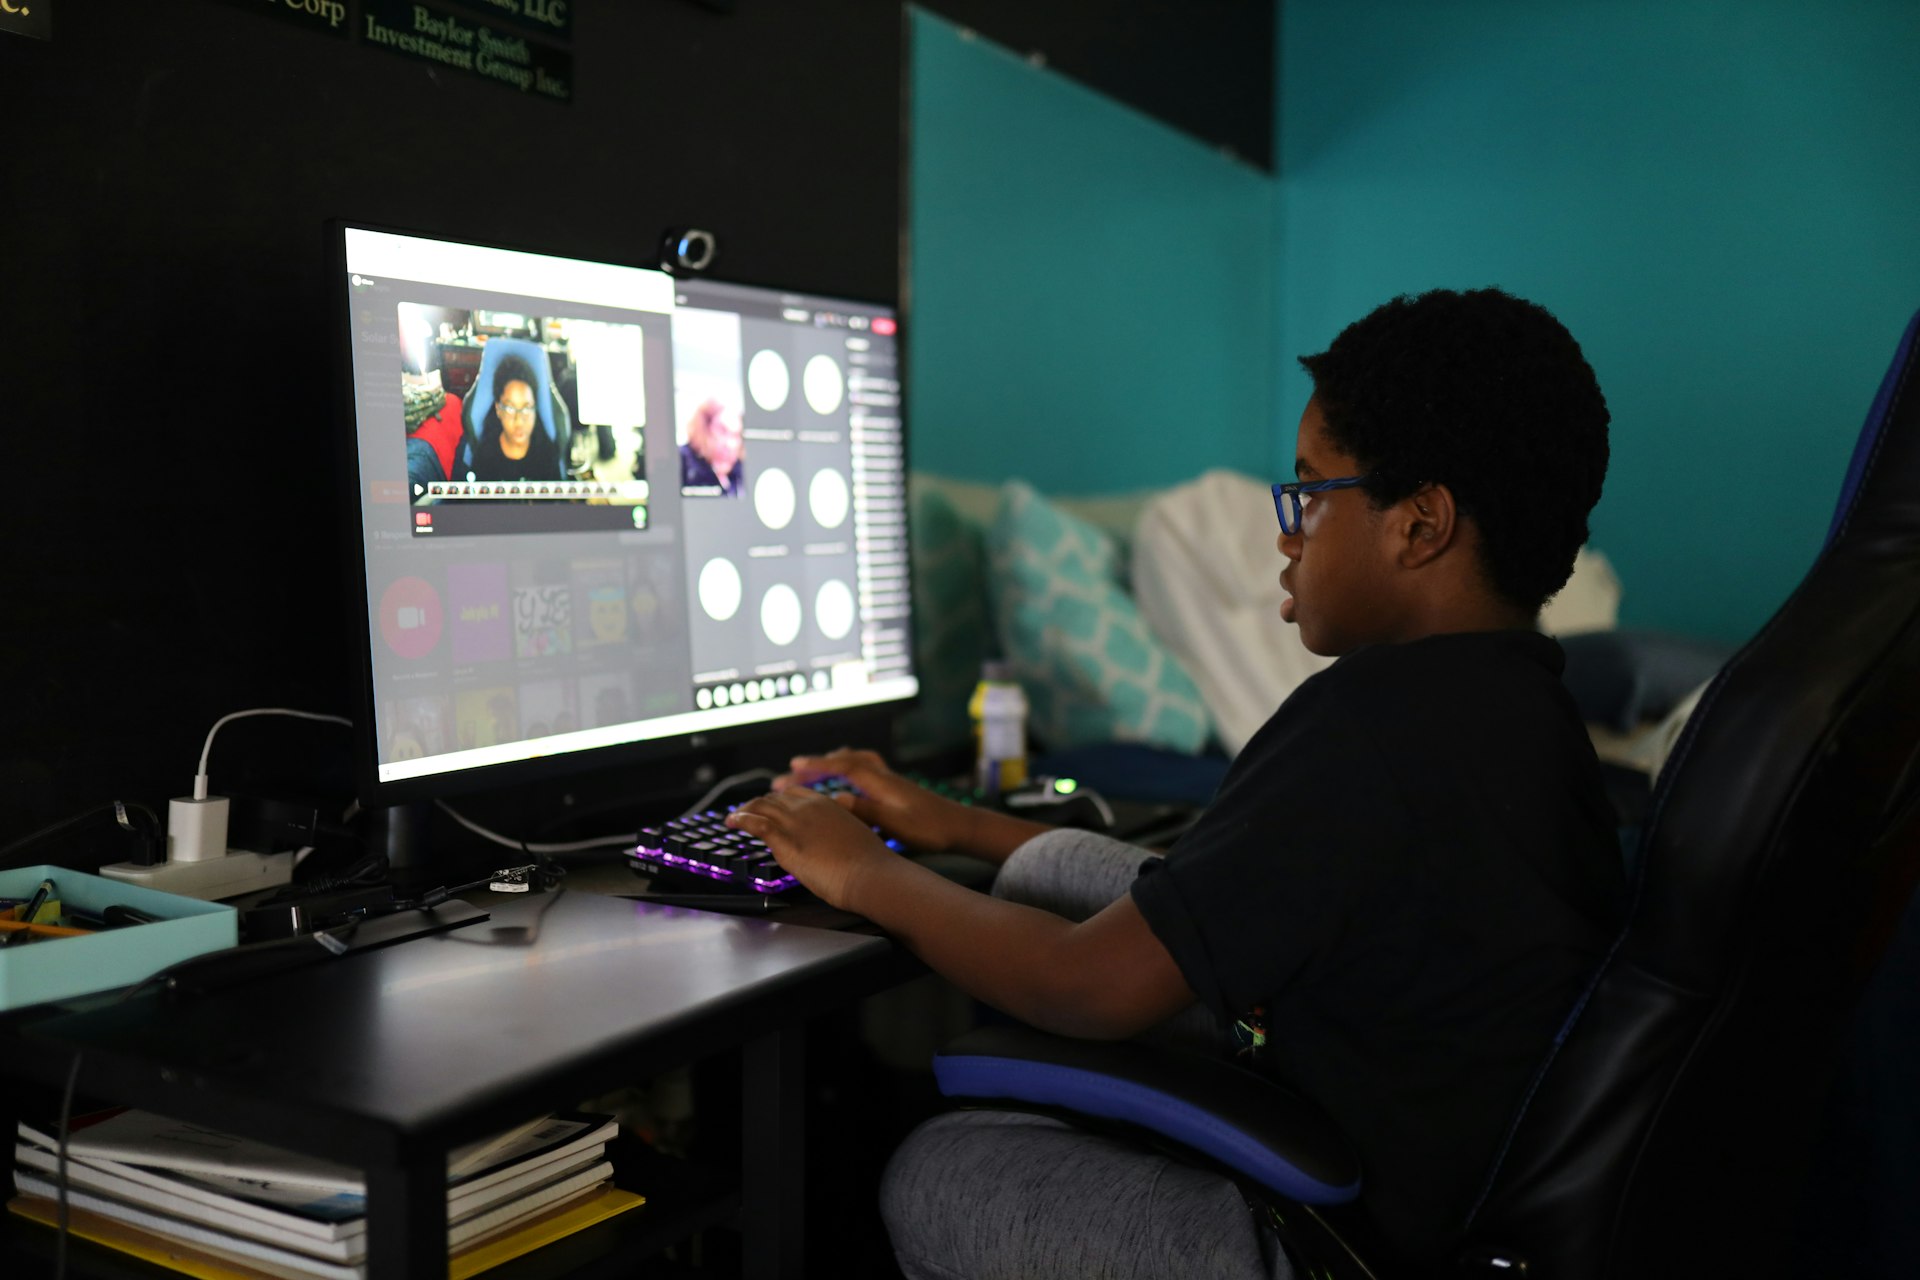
[844,853,1142,1039]
[945,803,1055,865]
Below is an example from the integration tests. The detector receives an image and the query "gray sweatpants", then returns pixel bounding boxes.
[879,829,1294,1280]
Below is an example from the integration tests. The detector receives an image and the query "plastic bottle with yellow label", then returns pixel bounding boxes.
[968,661,1028,798]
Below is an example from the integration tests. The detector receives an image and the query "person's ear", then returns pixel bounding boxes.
[1395,482,1459,569]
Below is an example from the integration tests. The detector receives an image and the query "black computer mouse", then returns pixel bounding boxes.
[1001,780,1115,832]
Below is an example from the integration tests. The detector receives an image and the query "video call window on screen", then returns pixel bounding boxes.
[400,303,651,536]
[340,224,916,788]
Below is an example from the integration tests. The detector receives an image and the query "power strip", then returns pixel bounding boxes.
[99,850,296,901]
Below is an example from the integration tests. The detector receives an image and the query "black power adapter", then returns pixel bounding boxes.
[113,800,165,866]
[225,795,342,855]
[240,883,396,941]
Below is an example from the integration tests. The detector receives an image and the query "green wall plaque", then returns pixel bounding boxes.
[445,0,572,42]
[363,0,572,101]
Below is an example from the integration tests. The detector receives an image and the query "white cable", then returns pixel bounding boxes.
[442,766,777,856]
[435,800,639,855]
[194,708,353,801]
[1085,791,1117,830]
[679,768,776,818]
[292,802,360,867]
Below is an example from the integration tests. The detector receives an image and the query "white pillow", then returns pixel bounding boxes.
[1131,470,1333,756]
[1540,548,1623,636]
[1133,470,1625,755]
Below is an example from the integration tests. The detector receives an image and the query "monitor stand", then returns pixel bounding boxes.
[367,799,435,886]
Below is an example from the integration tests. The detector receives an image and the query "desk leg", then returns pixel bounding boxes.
[365,1161,447,1280]
[742,1026,805,1280]
[0,1087,17,1201]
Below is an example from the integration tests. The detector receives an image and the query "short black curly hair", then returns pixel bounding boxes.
[490,354,540,403]
[1298,288,1609,613]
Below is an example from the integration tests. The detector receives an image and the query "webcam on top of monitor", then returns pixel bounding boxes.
[660,227,718,275]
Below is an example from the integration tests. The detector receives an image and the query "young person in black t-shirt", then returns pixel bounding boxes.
[469,354,562,482]
[727,288,1624,1275]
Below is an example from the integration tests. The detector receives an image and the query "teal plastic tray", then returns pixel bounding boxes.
[0,865,237,1011]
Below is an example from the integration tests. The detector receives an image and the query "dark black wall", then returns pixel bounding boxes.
[0,1,1272,845]
[919,0,1275,168]
[2,1,906,842]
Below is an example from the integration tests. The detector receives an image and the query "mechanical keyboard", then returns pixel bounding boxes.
[625,777,902,896]
[622,772,1144,896]
[627,810,803,894]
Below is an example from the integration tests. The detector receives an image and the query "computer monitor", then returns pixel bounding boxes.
[330,224,916,806]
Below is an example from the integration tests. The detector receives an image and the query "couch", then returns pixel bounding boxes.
[903,469,1729,812]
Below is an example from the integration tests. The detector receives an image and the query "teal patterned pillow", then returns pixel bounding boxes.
[988,480,1211,753]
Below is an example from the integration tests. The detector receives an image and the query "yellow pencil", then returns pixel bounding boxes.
[0,920,95,939]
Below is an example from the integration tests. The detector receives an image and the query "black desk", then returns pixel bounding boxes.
[0,892,909,1279]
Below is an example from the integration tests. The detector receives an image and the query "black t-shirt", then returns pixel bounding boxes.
[471,417,560,482]
[679,442,746,495]
[1131,630,1624,1265]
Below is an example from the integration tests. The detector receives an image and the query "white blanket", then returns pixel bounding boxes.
[1131,470,1334,755]
[1132,469,1625,756]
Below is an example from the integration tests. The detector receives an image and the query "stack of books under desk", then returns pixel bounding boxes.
[8,1109,643,1280]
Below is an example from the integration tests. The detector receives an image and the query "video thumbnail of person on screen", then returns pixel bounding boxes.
[673,307,747,498]
[399,302,650,515]
[679,397,745,496]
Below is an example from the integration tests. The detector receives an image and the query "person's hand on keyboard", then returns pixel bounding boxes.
[773,749,974,852]
[725,786,894,909]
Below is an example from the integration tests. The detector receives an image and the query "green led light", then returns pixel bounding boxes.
[1053,778,1077,795]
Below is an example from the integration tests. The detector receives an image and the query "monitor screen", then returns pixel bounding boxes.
[334,225,916,800]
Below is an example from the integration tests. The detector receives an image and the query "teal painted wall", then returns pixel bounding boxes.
[1277,0,1920,642]
[908,2,1920,640]
[907,10,1276,495]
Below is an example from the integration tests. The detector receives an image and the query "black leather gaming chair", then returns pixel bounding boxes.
[934,308,1920,1278]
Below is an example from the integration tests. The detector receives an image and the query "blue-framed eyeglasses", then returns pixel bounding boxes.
[1272,476,1370,535]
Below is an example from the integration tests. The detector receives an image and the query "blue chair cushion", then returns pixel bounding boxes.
[934,1025,1362,1205]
